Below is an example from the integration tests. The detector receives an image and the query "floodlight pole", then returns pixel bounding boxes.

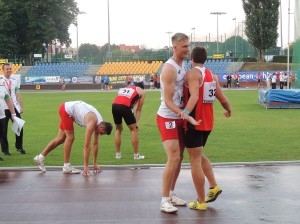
[76,11,86,61]
[192,27,195,48]
[166,31,173,58]
[107,0,112,62]
[233,18,237,58]
[210,12,226,53]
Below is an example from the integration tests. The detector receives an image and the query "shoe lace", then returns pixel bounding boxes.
[208,191,215,197]
[191,201,198,209]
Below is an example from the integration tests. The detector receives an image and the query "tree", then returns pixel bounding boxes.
[78,43,100,63]
[242,0,280,62]
[0,1,18,58]
[0,0,78,65]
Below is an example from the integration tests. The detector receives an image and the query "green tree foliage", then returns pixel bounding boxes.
[0,1,18,57]
[79,44,100,59]
[242,0,280,62]
[0,0,78,65]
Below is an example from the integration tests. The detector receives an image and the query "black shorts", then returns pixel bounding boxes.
[112,104,136,126]
[184,129,211,148]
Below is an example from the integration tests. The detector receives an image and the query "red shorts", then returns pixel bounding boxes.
[59,103,74,131]
[156,114,184,149]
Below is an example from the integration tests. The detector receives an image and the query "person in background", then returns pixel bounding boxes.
[0,63,26,156]
[226,73,232,88]
[101,76,105,90]
[125,75,132,86]
[291,72,296,89]
[271,73,277,89]
[136,76,145,89]
[257,72,262,88]
[61,76,66,91]
[154,75,159,89]
[265,72,271,89]
[34,101,112,176]
[182,46,231,211]
[103,75,111,90]
[112,84,145,160]
[156,33,200,213]
[149,75,154,89]
[279,72,285,89]
[0,82,18,160]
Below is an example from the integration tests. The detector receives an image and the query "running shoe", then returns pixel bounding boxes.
[34,155,46,172]
[188,200,207,211]
[205,185,222,203]
[170,195,187,206]
[63,165,81,174]
[134,154,145,160]
[160,201,178,213]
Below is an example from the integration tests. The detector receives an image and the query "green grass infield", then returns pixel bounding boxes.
[1,89,299,167]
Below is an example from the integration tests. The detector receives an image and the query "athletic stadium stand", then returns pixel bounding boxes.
[96,61,163,75]
[26,62,90,77]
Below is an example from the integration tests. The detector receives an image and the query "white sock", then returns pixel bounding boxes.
[134,153,139,157]
[161,197,170,204]
[64,163,70,167]
[39,154,45,160]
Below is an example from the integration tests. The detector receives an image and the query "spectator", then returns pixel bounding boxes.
[103,75,111,90]
[149,75,154,89]
[291,72,297,89]
[135,76,144,89]
[279,72,285,89]
[0,83,18,160]
[257,72,262,88]
[154,75,159,89]
[1,63,26,156]
[226,74,232,88]
[61,76,66,91]
[125,75,132,86]
[271,73,277,89]
[265,72,271,89]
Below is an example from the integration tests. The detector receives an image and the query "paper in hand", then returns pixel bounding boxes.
[12,117,25,136]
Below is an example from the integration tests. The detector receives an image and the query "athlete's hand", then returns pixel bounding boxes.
[82,169,92,176]
[93,165,102,174]
[179,111,189,120]
[224,110,231,118]
[187,116,202,125]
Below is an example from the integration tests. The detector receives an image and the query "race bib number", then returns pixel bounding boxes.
[117,87,135,98]
[165,121,176,129]
[203,81,216,103]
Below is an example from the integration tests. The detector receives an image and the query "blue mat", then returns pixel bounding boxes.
[258,89,300,109]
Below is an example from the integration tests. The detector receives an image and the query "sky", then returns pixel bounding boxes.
[68,0,296,50]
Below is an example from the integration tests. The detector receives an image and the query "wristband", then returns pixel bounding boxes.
[12,113,16,116]
[183,109,190,115]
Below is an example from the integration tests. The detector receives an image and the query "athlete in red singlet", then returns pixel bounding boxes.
[182,46,231,211]
[112,85,146,160]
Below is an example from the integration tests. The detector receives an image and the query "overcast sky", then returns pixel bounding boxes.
[68,0,296,50]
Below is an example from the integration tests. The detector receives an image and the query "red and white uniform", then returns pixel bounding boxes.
[183,66,216,131]
[64,101,102,127]
[157,58,187,119]
[113,85,140,109]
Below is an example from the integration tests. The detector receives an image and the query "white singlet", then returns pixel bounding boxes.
[65,101,102,127]
[157,58,186,119]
